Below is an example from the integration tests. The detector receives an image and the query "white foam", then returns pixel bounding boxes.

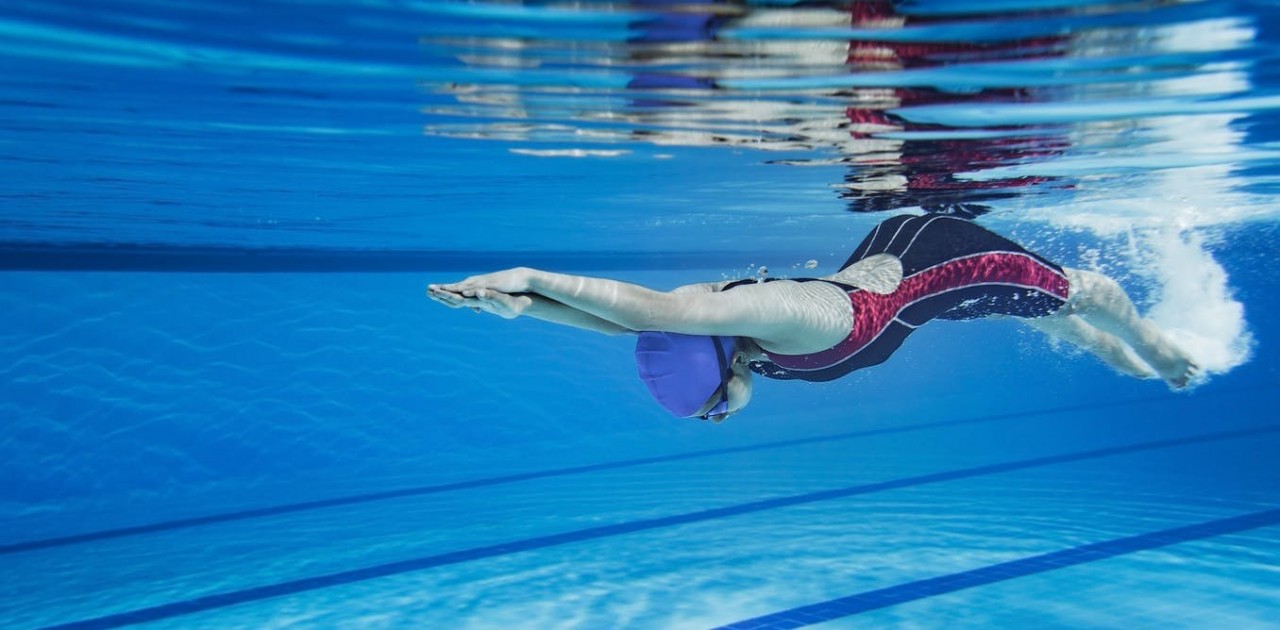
[1034,198,1257,379]
[1140,228,1253,375]
[1013,107,1259,379]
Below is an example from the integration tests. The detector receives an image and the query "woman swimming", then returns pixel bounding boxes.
[428,214,1198,422]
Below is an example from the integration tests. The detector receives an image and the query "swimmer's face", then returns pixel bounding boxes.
[693,349,753,423]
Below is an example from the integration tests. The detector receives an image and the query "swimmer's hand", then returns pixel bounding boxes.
[427,285,531,319]
[431,268,534,296]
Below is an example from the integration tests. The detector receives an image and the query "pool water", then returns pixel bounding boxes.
[2,0,1278,628]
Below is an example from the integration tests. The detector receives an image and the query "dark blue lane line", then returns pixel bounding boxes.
[713,506,1280,630]
[44,423,1280,630]
[10,389,1245,556]
[0,242,800,272]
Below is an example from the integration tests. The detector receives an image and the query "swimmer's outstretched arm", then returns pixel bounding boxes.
[429,267,851,353]
[432,267,746,334]
[430,278,739,336]
[428,285,631,335]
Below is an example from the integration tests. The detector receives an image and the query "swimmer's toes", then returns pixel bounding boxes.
[1166,360,1200,390]
[1186,361,1203,385]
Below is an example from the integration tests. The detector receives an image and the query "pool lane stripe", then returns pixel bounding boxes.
[44,423,1280,630]
[0,243,800,273]
[0,410,1004,555]
[7,390,1238,556]
[712,506,1280,629]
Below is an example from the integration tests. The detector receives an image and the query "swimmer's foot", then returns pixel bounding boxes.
[1149,344,1200,389]
[1123,320,1201,389]
[1163,357,1200,389]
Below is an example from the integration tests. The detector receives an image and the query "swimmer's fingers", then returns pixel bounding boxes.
[432,282,484,299]
[429,285,527,319]
[431,268,533,296]
[426,285,461,305]
[427,284,464,300]
[427,286,477,309]
[474,290,529,319]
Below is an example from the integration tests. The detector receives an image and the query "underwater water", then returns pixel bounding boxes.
[2,0,1279,627]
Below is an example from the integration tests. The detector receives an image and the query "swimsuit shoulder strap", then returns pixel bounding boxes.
[722,276,862,293]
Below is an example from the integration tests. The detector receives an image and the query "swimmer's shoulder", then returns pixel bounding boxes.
[823,253,902,295]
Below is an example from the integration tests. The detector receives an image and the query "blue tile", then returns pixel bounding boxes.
[50,426,1280,630]
[712,507,1280,629]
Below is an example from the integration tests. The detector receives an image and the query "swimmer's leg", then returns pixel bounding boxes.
[1060,267,1199,388]
[1024,313,1156,379]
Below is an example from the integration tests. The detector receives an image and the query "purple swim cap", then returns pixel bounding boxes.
[635,332,734,417]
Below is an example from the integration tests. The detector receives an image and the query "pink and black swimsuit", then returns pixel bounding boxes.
[728,214,1071,382]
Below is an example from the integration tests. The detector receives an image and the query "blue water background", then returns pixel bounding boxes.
[2,1,1279,627]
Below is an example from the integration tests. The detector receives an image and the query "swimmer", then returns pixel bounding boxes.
[428,214,1198,422]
